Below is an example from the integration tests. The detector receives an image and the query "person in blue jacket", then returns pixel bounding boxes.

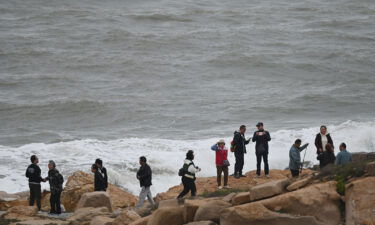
[289,139,309,177]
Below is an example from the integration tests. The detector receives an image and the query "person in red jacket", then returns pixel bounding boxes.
[211,139,230,189]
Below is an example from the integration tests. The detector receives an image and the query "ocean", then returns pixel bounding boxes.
[0,0,374,194]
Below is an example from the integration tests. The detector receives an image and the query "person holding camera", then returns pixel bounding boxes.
[177,150,201,198]
[232,125,251,178]
[211,139,230,189]
[252,122,271,178]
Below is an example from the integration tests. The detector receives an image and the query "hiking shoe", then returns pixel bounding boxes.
[240,175,247,177]
[266,174,270,178]
[223,186,231,189]
[230,173,237,177]
[218,186,223,190]
[234,174,240,179]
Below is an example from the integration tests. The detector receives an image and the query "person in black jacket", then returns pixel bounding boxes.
[95,159,108,191]
[232,125,251,178]
[45,160,64,214]
[317,143,336,169]
[136,156,155,208]
[25,155,45,211]
[252,122,271,178]
[91,164,106,191]
[315,125,334,155]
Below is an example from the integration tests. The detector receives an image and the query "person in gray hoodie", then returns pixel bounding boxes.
[289,139,309,177]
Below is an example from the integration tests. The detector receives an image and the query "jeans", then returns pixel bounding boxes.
[290,169,300,177]
[216,165,228,186]
[256,152,269,176]
[136,186,155,208]
[234,151,244,175]
[29,183,41,210]
[50,191,62,214]
[177,176,196,198]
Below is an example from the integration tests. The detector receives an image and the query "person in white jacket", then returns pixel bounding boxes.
[177,150,201,198]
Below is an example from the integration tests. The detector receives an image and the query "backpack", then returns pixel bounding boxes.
[178,162,194,176]
[230,140,236,152]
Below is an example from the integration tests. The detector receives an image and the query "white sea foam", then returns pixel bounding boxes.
[0,120,374,195]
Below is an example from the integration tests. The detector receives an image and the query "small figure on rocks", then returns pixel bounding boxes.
[45,160,64,214]
[136,156,156,208]
[95,158,108,191]
[177,150,201,198]
[289,139,309,177]
[91,164,106,191]
[25,155,45,211]
[252,122,271,178]
[335,142,352,166]
[211,139,230,189]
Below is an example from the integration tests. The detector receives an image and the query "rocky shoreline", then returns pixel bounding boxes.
[1,158,375,225]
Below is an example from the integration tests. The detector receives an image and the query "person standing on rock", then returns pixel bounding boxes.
[91,164,106,191]
[25,155,45,211]
[317,143,336,168]
[177,150,201,198]
[136,156,156,208]
[211,139,230,189]
[289,139,309,177]
[95,158,108,191]
[335,143,352,166]
[232,125,251,178]
[314,125,334,155]
[252,122,271,178]
[45,160,64,215]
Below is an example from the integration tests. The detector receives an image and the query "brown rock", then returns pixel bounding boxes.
[185,221,218,225]
[1,206,38,220]
[249,178,290,201]
[128,215,151,225]
[68,207,112,223]
[193,200,231,223]
[157,199,181,209]
[13,219,68,225]
[183,199,207,223]
[77,192,113,212]
[91,216,115,225]
[113,210,141,225]
[286,176,313,191]
[366,161,375,176]
[231,192,251,206]
[260,181,341,225]
[222,193,236,203]
[147,207,184,225]
[0,191,50,211]
[220,202,320,225]
[62,171,138,212]
[345,177,375,225]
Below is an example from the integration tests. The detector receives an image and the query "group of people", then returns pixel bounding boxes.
[289,125,353,177]
[25,124,354,212]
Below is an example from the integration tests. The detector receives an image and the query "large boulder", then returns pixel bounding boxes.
[231,192,251,205]
[77,192,113,212]
[222,193,236,203]
[68,207,112,224]
[249,178,290,201]
[128,215,150,225]
[193,200,231,223]
[185,221,218,225]
[147,207,184,225]
[113,210,141,225]
[62,171,138,212]
[183,199,207,223]
[286,176,313,192]
[90,216,114,225]
[1,206,38,220]
[157,199,181,209]
[0,191,50,211]
[221,202,321,225]
[345,177,375,225]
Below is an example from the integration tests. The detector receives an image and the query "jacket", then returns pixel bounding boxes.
[314,133,333,154]
[99,167,108,189]
[233,131,250,154]
[317,151,336,168]
[25,164,43,184]
[289,144,308,170]
[335,150,352,166]
[252,129,271,154]
[94,171,106,191]
[211,144,228,166]
[137,164,152,187]
[182,159,199,180]
[46,169,64,193]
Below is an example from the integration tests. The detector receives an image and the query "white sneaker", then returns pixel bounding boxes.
[256,175,261,178]
[218,186,223,190]
[266,175,270,178]
[223,186,231,189]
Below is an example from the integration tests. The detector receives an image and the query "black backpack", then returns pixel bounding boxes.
[178,162,194,176]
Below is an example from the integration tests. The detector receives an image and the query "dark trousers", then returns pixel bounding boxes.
[290,169,300,177]
[234,151,244,175]
[50,191,62,214]
[177,176,196,198]
[256,152,269,176]
[216,166,228,186]
[29,183,41,210]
